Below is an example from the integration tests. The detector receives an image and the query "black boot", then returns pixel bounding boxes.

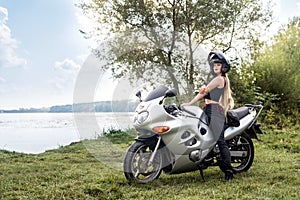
[225,170,234,181]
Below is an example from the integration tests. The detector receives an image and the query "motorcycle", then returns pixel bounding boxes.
[123,85,263,183]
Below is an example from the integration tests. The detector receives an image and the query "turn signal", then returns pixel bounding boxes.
[152,126,170,134]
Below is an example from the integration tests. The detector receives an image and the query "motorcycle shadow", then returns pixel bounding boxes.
[127,169,225,186]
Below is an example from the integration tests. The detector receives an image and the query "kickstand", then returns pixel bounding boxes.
[199,168,205,182]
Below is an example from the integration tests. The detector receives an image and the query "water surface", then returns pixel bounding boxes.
[0,112,133,154]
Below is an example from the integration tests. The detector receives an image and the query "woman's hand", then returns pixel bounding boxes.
[199,86,208,94]
[182,87,207,107]
[181,103,191,106]
[181,102,191,107]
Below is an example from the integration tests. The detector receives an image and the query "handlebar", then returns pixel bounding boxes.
[179,106,197,117]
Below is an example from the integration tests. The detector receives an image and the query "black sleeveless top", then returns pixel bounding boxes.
[204,77,226,101]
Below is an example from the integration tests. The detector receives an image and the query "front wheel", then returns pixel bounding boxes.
[123,141,162,183]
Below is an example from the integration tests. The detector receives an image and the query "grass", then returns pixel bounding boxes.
[0,129,299,199]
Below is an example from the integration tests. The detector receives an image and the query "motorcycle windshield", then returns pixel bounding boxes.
[143,85,169,102]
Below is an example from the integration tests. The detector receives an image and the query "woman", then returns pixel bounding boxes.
[181,50,235,181]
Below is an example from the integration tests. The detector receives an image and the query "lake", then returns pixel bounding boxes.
[0,112,134,154]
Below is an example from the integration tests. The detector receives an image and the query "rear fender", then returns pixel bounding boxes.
[246,122,262,140]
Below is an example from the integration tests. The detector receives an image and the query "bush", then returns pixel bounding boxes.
[101,128,137,144]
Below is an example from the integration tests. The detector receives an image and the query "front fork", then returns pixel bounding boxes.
[135,135,173,172]
[147,136,162,166]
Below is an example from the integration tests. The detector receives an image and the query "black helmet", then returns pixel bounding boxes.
[207,51,231,74]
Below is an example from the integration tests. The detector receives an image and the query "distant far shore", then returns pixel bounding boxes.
[0,100,138,113]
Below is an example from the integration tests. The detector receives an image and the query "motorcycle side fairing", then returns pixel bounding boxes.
[133,98,258,175]
[224,110,256,140]
[161,106,257,174]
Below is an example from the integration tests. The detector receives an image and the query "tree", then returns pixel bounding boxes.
[253,17,300,127]
[78,0,272,98]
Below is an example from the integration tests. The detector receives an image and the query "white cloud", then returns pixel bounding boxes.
[0,76,6,83]
[0,6,8,23]
[0,7,27,68]
[51,58,82,93]
[54,58,81,74]
[73,53,89,65]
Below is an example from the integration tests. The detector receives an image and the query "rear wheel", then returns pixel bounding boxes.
[123,141,162,183]
[219,132,254,173]
[229,132,254,173]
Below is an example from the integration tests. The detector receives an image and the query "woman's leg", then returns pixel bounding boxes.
[217,130,234,181]
[204,104,233,180]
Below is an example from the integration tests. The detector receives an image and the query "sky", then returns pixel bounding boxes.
[0,0,299,110]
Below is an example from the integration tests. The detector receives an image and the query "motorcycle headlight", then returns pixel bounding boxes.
[136,111,149,124]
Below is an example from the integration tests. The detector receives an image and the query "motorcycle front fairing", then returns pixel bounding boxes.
[133,99,218,174]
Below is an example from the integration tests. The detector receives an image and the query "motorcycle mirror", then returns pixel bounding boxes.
[165,88,177,97]
[159,88,177,105]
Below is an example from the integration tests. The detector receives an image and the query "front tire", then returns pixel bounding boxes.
[123,141,162,183]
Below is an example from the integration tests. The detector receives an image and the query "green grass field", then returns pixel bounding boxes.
[0,129,299,199]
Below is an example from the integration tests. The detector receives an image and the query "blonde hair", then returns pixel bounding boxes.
[219,74,234,115]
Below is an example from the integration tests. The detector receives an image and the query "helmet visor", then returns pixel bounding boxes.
[210,59,223,64]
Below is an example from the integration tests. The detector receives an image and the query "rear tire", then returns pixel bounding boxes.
[219,132,254,173]
[229,132,254,173]
[123,141,162,183]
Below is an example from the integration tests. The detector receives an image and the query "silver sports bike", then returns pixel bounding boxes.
[124,85,263,183]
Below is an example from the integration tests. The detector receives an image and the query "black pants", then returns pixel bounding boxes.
[203,104,232,172]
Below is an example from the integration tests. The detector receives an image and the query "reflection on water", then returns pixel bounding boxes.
[0,112,134,154]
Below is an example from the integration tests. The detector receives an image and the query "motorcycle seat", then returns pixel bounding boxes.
[226,107,249,127]
[228,107,249,120]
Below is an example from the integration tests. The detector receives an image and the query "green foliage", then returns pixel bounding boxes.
[78,0,272,95]
[262,105,300,130]
[0,129,299,199]
[252,17,300,128]
[77,1,300,130]
[101,128,137,144]
[229,61,259,107]
[255,17,300,104]
[261,128,300,153]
